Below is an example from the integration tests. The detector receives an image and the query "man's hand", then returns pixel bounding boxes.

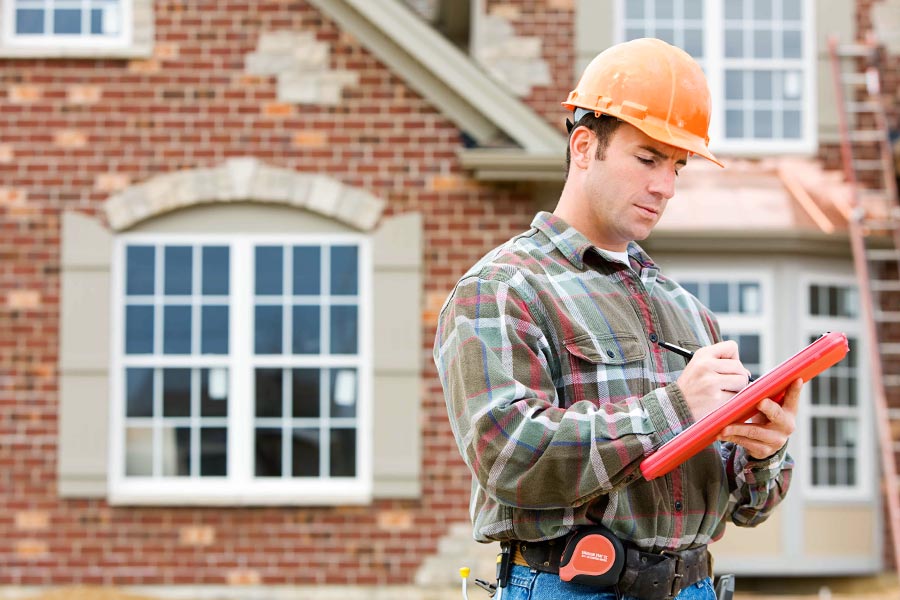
[676,340,751,421]
[718,378,803,459]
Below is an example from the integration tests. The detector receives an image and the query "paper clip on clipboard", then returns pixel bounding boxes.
[640,331,849,481]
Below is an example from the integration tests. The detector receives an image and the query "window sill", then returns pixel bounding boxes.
[0,42,153,59]
[109,480,373,506]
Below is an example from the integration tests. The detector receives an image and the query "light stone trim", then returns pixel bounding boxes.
[474,13,551,97]
[872,0,900,53]
[0,0,154,58]
[246,31,359,106]
[103,157,385,232]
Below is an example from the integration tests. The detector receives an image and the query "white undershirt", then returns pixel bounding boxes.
[600,248,631,266]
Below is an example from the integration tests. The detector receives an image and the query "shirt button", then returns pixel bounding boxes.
[649,333,658,343]
[674,500,683,511]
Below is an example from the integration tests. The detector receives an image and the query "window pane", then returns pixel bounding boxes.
[292,368,320,418]
[725,109,744,138]
[682,282,699,297]
[163,305,191,354]
[783,70,802,100]
[625,27,645,41]
[201,246,229,296]
[255,368,283,417]
[331,369,357,418]
[162,368,191,417]
[738,335,760,366]
[331,246,358,295]
[293,246,321,295]
[725,0,743,19]
[753,0,772,20]
[292,305,321,355]
[53,8,81,34]
[753,30,773,59]
[684,0,702,19]
[684,29,703,57]
[164,246,192,295]
[725,70,743,101]
[708,282,729,313]
[255,428,282,477]
[725,30,743,58]
[200,367,228,417]
[16,8,44,34]
[330,305,358,354]
[161,427,191,476]
[90,7,103,34]
[783,110,802,139]
[125,427,153,476]
[654,0,673,19]
[255,246,283,295]
[624,0,644,19]
[126,246,155,295]
[126,367,154,417]
[754,110,774,138]
[292,428,320,477]
[783,30,802,59]
[754,71,773,101]
[809,285,821,315]
[738,283,761,313]
[201,305,228,354]
[656,28,675,45]
[200,428,227,476]
[782,0,802,20]
[125,305,154,354]
[254,305,283,354]
[330,429,356,477]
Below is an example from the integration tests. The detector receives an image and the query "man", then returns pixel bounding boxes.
[433,38,801,600]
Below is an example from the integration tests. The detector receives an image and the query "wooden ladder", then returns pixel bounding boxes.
[827,35,900,572]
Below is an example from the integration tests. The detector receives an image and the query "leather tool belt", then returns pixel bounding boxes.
[510,537,710,600]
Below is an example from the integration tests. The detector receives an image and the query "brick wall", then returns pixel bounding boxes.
[0,0,538,587]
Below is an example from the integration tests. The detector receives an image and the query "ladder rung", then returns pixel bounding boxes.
[848,101,882,113]
[849,130,888,142]
[872,280,900,292]
[852,159,886,170]
[842,73,869,86]
[867,249,900,261]
[881,343,900,355]
[886,375,900,387]
[875,310,900,322]
[837,44,877,58]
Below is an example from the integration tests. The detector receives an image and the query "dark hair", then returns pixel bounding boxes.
[564,113,622,179]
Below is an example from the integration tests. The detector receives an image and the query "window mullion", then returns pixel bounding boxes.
[231,239,253,484]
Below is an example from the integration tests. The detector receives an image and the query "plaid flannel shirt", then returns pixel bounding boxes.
[434,212,793,551]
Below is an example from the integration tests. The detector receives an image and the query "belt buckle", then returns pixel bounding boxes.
[661,551,685,600]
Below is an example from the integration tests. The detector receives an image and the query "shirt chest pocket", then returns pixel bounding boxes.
[563,333,647,365]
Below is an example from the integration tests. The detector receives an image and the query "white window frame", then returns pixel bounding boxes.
[614,0,817,156]
[108,233,373,506]
[2,0,133,50]
[662,265,775,371]
[798,271,872,502]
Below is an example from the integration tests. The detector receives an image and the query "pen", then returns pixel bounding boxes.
[655,339,756,382]
[656,340,695,361]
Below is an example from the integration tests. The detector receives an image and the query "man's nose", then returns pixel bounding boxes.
[648,168,677,199]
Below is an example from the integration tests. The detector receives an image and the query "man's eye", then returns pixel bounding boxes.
[637,156,654,165]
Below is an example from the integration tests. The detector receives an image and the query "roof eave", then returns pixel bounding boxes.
[308,0,566,154]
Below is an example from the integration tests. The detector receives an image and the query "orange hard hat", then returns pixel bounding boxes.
[562,38,723,167]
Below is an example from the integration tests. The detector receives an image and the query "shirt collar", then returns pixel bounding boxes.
[530,211,657,271]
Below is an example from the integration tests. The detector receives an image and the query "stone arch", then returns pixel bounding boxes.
[103,157,385,232]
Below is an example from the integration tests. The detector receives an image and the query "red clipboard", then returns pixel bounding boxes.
[639,331,849,480]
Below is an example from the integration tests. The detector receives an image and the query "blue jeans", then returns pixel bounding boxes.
[498,564,716,600]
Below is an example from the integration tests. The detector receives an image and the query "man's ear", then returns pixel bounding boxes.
[569,126,595,170]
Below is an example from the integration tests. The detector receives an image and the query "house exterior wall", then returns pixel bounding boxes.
[1,0,899,593]
[0,0,540,587]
